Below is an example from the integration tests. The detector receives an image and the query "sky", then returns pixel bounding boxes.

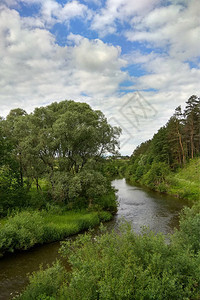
[0,0,200,155]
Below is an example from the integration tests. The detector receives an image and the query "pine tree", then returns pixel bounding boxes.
[184,95,200,158]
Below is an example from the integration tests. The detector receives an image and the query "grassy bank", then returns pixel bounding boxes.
[126,158,200,203]
[166,158,200,202]
[0,209,113,256]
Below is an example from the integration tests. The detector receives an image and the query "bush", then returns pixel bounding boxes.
[19,210,200,300]
[95,190,118,214]
[0,211,45,254]
[98,211,113,222]
[142,162,170,190]
[57,223,200,300]
[171,204,200,254]
[17,261,65,300]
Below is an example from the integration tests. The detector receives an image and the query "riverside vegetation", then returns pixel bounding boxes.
[0,100,120,255]
[124,95,200,201]
[1,96,200,299]
[17,205,200,300]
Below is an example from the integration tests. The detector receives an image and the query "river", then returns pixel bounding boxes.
[0,179,188,299]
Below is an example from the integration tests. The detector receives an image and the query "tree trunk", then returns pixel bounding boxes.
[176,123,185,164]
[191,122,194,159]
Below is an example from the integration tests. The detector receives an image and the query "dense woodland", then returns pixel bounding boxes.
[125,95,200,194]
[0,100,121,216]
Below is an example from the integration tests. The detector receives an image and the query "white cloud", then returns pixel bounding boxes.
[2,0,92,27]
[0,7,128,118]
[91,0,200,61]
[128,54,200,92]
[91,0,159,36]
[143,5,182,28]
[40,0,91,26]
[126,0,200,61]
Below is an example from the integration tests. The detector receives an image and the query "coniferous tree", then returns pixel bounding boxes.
[184,95,200,158]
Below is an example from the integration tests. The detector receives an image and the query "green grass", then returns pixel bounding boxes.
[42,211,107,242]
[0,209,113,256]
[167,158,200,202]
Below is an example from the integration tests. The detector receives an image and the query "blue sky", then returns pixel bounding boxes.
[0,0,200,154]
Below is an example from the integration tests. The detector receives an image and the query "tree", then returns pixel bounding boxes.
[1,100,121,206]
[166,106,186,167]
[184,95,200,159]
[3,109,28,187]
[150,126,170,164]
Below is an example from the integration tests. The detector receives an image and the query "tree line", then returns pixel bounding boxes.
[126,95,200,190]
[0,100,121,215]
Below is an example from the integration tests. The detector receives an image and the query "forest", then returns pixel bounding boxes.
[121,95,200,200]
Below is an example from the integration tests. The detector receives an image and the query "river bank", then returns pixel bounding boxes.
[125,158,200,203]
[0,209,113,257]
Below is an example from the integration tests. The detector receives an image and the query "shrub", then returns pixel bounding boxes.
[171,204,200,253]
[95,191,117,214]
[0,211,45,254]
[17,261,65,300]
[57,223,200,300]
[142,162,170,190]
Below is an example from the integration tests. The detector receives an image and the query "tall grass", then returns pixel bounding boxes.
[0,209,113,256]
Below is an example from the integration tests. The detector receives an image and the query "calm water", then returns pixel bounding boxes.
[0,179,188,299]
[112,179,188,234]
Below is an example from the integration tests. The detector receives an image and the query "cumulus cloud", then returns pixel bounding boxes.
[0,7,127,117]
[124,49,200,96]
[2,0,92,28]
[91,0,200,61]
[126,0,200,61]
[40,0,92,26]
[91,0,159,36]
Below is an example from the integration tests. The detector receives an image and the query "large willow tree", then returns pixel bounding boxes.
[0,100,121,210]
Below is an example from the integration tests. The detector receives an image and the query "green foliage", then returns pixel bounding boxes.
[0,165,27,215]
[0,211,45,254]
[58,221,199,299]
[101,158,128,178]
[20,215,200,300]
[0,100,120,215]
[94,191,118,214]
[17,261,65,300]
[142,162,170,190]
[171,203,200,253]
[151,126,170,164]
[0,209,113,255]
[126,95,200,194]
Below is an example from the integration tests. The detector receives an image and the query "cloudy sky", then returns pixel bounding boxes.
[0,0,200,155]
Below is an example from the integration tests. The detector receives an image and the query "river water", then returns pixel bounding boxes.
[0,179,188,299]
